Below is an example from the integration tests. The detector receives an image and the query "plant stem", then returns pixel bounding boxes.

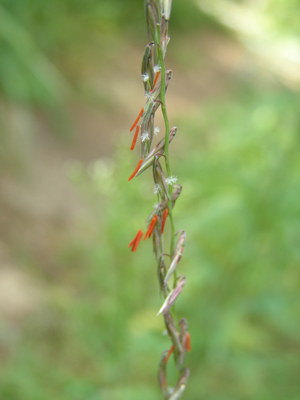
[157,41,176,269]
[129,4,191,395]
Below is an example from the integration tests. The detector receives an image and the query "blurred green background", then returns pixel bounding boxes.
[0,0,300,399]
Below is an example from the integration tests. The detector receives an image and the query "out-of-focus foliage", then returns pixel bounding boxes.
[1,1,300,400]
[0,0,218,166]
[0,0,217,104]
[257,0,300,36]
[1,86,299,399]
[176,88,300,399]
[0,0,300,105]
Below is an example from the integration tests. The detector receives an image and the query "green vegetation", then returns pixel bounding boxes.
[0,1,300,399]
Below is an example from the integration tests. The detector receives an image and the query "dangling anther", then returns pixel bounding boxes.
[161,209,168,234]
[144,214,158,240]
[186,333,191,352]
[128,158,143,181]
[164,345,175,364]
[128,229,144,252]
[130,108,144,132]
[152,71,160,89]
[130,125,140,150]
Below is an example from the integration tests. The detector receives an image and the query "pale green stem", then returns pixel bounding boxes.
[157,38,176,278]
[157,22,179,382]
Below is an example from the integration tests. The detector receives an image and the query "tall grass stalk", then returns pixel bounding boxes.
[127,1,190,398]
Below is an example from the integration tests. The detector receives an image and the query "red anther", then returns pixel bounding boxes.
[148,214,158,238]
[130,125,140,150]
[161,209,168,234]
[128,229,144,252]
[164,345,175,364]
[130,108,144,132]
[132,229,144,252]
[144,214,158,240]
[186,333,191,352]
[152,71,160,89]
[128,158,143,181]
[128,229,140,248]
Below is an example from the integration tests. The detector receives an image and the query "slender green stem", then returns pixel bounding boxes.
[156,28,179,351]
[131,4,189,397]
[159,70,171,177]
[157,42,176,260]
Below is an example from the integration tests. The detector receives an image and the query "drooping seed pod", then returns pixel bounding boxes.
[173,230,186,256]
[164,312,182,353]
[161,14,170,58]
[157,256,168,296]
[178,318,191,367]
[168,368,190,400]
[157,276,186,316]
[140,70,173,159]
[148,112,155,149]
[146,178,180,224]
[151,45,161,76]
[163,0,173,21]
[135,127,177,177]
[145,69,172,112]
[164,231,186,284]
[171,184,182,205]
[145,0,159,42]
[168,384,185,400]
[152,157,168,201]
[153,161,165,198]
[164,245,184,284]
[141,112,155,157]
[153,225,161,261]
[158,350,169,397]
[141,44,153,93]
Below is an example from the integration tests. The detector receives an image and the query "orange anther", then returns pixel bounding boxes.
[130,125,140,151]
[152,71,160,89]
[186,333,191,352]
[132,230,144,252]
[128,158,143,181]
[130,108,144,132]
[161,209,168,234]
[164,345,175,364]
[144,214,158,240]
[128,229,144,252]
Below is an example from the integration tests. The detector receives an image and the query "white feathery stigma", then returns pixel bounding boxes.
[141,132,150,142]
[165,175,178,185]
[154,126,160,136]
[141,73,150,82]
[153,183,162,194]
[144,91,155,102]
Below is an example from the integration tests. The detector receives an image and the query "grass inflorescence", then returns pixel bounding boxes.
[127,1,190,398]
